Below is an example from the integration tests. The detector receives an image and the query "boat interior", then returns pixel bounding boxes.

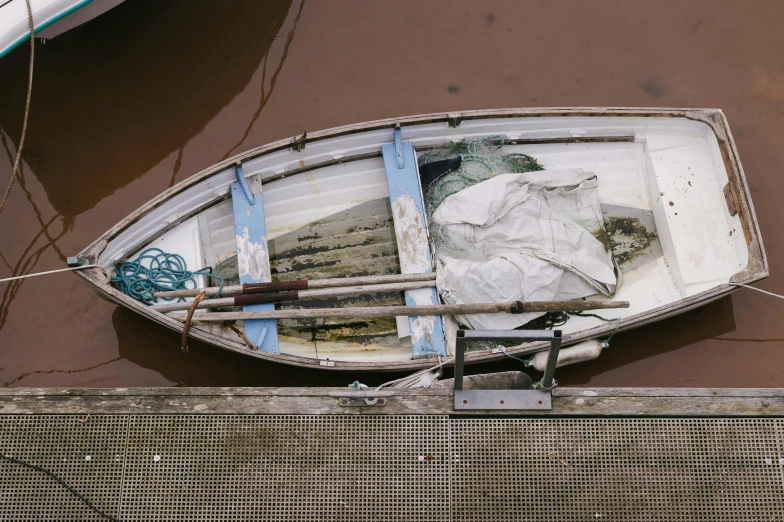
[94,115,751,365]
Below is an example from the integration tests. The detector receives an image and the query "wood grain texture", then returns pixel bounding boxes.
[382,129,446,356]
[151,281,437,312]
[166,300,631,321]
[231,173,278,353]
[155,273,437,299]
[2,387,782,416]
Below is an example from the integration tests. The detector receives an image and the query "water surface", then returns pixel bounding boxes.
[1,0,783,387]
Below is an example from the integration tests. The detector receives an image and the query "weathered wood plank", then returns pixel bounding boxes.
[2,387,783,416]
[167,300,630,321]
[382,128,447,357]
[231,170,278,353]
[151,280,437,312]
[4,387,784,397]
[554,387,784,397]
[156,273,437,299]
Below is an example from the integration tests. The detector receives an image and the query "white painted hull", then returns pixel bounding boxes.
[0,0,124,58]
[75,108,767,371]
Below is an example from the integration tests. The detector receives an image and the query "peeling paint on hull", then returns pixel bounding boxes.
[236,227,272,283]
[213,199,404,347]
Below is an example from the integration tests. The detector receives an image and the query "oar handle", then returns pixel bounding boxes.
[243,280,308,294]
[234,290,299,306]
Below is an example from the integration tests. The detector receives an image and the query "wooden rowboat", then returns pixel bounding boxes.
[72,108,767,372]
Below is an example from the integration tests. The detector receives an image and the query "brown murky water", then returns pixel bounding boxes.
[1,0,783,388]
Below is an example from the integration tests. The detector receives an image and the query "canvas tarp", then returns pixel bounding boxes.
[432,168,619,330]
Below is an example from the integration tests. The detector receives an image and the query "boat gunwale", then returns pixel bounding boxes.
[75,107,768,371]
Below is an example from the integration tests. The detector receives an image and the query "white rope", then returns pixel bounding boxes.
[374,357,453,391]
[0,264,110,284]
[730,283,784,300]
[347,356,453,395]
[0,0,35,215]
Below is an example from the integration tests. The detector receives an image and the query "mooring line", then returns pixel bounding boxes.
[0,0,35,215]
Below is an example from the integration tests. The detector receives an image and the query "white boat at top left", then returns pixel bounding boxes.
[0,0,124,58]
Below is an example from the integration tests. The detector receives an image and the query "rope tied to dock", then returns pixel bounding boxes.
[0,0,35,215]
[110,248,224,305]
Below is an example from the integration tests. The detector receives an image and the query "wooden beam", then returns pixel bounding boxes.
[383,128,447,357]
[150,280,437,313]
[166,300,630,321]
[230,169,278,353]
[154,272,437,299]
[1,387,783,416]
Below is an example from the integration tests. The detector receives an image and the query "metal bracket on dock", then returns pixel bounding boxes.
[337,397,388,407]
[454,329,562,411]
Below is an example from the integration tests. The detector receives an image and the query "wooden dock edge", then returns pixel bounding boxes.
[1,387,782,416]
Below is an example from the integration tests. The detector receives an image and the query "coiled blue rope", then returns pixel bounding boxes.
[110,248,224,305]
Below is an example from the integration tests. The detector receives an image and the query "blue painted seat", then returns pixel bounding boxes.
[382,129,447,357]
[230,163,279,353]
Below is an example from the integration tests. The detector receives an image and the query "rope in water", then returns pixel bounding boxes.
[0,452,123,522]
[0,0,35,214]
[110,248,224,305]
[0,264,110,284]
[729,283,784,300]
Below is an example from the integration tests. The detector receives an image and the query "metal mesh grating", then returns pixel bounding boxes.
[0,415,127,521]
[1,415,783,520]
[120,415,450,521]
[451,418,784,522]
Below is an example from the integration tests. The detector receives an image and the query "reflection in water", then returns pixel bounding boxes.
[452,296,738,385]
[0,133,69,328]
[3,357,122,387]
[552,296,737,385]
[222,0,306,161]
[0,134,67,262]
[0,0,293,221]
[112,296,737,388]
[2,0,783,388]
[0,213,67,329]
[112,307,365,388]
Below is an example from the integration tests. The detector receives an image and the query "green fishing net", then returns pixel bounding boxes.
[418,135,544,217]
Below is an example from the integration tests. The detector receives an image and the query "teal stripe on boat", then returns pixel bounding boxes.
[0,0,94,59]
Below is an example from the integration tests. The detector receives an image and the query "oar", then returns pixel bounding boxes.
[150,280,438,313]
[154,272,437,299]
[166,300,630,322]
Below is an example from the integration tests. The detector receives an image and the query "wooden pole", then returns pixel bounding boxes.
[154,272,437,299]
[166,300,630,322]
[150,280,438,313]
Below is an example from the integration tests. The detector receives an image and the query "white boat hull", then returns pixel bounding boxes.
[75,108,767,371]
[0,0,124,58]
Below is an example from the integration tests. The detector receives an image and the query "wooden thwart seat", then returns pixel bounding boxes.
[382,128,447,357]
[230,163,279,353]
